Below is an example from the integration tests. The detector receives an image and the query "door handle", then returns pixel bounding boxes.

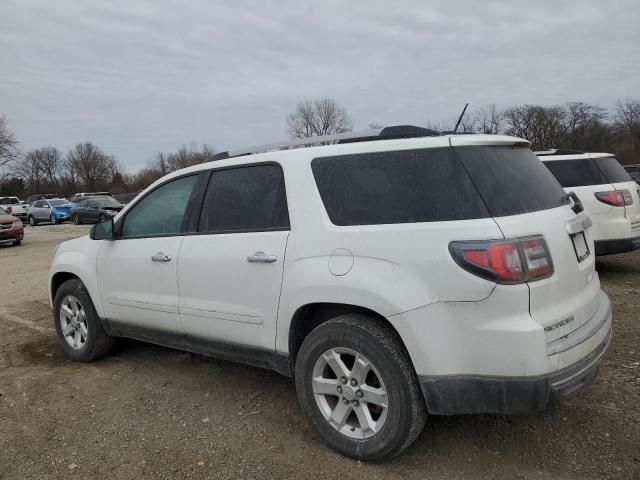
[151,252,172,263]
[247,251,277,263]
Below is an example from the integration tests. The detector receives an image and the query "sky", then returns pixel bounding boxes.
[1,0,639,171]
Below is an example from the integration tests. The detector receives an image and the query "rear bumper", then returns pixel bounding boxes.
[594,236,640,256]
[419,298,612,415]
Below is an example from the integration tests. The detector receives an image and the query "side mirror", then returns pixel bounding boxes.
[91,218,115,240]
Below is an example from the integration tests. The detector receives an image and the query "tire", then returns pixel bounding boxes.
[295,314,427,461]
[98,213,106,223]
[72,214,80,225]
[28,215,37,226]
[13,239,21,246]
[50,215,59,225]
[53,278,115,362]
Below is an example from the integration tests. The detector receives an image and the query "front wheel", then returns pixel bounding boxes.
[50,215,59,225]
[98,213,107,223]
[13,239,21,246]
[295,314,427,461]
[72,214,80,225]
[28,215,37,226]
[53,279,115,362]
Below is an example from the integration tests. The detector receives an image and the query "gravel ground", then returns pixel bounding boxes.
[0,224,639,479]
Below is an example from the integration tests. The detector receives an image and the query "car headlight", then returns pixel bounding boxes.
[12,220,22,228]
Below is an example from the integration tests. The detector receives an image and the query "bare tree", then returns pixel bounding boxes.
[472,104,504,134]
[286,98,352,139]
[67,142,118,191]
[16,150,47,193]
[0,116,19,182]
[503,105,567,150]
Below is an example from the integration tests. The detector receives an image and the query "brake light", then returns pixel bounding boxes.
[595,190,633,207]
[450,236,553,284]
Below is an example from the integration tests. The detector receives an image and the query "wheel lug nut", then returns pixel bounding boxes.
[337,386,342,394]
[350,378,358,387]
[342,398,349,405]
[356,390,363,398]
[341,377,348,385]
[352,400,360,407]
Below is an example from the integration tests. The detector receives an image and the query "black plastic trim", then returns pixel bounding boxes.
[594,237,640,256]
[101,319,291,376]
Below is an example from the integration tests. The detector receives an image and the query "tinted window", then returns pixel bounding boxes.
[121,175,198,238]
[0,197,19,204]
[34,201,46,208]
[544,159,609,187]
[198,165,289,233]
[312,148,489,226]
[594,157,632,183]
[455,146,568,217]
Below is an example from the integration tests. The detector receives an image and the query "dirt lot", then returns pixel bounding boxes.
[0,224,638,480]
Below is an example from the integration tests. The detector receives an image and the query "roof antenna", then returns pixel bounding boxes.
[453,103,469,134]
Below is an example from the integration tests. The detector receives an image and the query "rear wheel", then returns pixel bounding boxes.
[53,278,115,362]
[13,239,21,246]
[295,314,427,461]
[50,215,59,225]
[72,214,80,225]
[98,213,107,223]
[28,215,37,226]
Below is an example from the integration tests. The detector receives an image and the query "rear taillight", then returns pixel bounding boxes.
[450,236,554,284]
[595,190,633,207]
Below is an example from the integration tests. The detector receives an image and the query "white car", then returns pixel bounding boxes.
[49,127,611,460]
[537,149,640,255]
[0,196,28,222]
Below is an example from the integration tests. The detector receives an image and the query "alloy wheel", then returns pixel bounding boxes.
[59,295,88,350]
[311,347,389,439]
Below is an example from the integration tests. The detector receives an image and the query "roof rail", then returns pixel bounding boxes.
[213,125,441,160]
[534,148,584,156]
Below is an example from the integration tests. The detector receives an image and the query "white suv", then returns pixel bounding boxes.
[537,149,640,255]
[49,127,612,460]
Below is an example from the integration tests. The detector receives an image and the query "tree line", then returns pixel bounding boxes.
[1,97,639,197]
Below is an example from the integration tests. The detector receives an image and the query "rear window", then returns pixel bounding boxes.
[0,197,19,204]
[544,157,631,187]
[454,146,568,217]
[594,157,632,183]
[311,147,489,226]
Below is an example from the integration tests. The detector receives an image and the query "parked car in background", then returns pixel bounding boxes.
[537,149,640,255]
[0,206,24,246]
[0,196,28,222]
[70,196,124,224]
[27,198,73,225]
[113,191,140,205]
[24,193,60,205]
[624,164,640,184]
[70,192,112,203]
[50,126,611,460]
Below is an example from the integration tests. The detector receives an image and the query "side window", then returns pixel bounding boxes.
[121,175,199,238]
[34,201,44,208]
[198,164,289,233]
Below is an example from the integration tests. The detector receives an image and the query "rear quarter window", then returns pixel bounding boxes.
[311,147,489,226]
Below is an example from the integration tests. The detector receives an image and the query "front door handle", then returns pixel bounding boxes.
[247,251,277,263]
[151,252,172,263]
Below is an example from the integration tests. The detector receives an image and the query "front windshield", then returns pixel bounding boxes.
[49,199,69,206]
[0,197,19,204]
[94,197,121,207]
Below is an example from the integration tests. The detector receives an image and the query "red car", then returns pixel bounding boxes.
[0,206,24,246]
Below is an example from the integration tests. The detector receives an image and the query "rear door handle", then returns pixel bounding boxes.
[247,251,277,263]
[151,252,172,263]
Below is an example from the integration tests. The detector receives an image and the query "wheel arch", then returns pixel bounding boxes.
[286,302,415,378]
